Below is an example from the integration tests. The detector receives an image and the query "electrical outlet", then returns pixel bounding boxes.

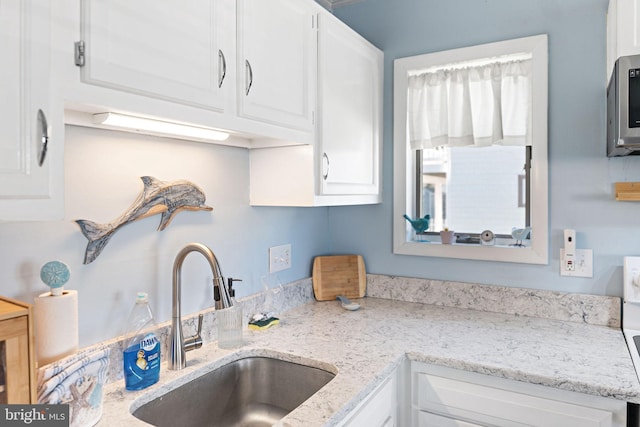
[269,244,291,273]
[560,248,593,277]
[624,256,640,302]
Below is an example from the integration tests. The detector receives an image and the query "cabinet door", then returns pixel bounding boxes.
[338,374,397,427]
[80,0,230,112]
[318,13,382,196]
[608,0,640,78]
[613,0,640,58]
[237,0,316,132]
[0,0,60,220]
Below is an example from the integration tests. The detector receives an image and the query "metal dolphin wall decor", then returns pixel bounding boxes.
[75,176,213,264]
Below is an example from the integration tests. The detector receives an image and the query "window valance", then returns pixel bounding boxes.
[408,59,532,149]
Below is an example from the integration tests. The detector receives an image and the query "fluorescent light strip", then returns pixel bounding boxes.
[92,112,230,142]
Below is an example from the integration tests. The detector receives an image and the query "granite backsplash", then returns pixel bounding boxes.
[40,274,621,388]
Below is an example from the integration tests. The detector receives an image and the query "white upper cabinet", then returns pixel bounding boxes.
[0,0,382,217]
[249,9,383,206]
[0,0,63,221]
[79,0,231,112]
[69,0,315,146]
[607,0,640,80]
[317,12,382,197]
[237,0,316,132]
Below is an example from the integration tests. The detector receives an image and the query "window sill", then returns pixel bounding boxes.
[393,239,547,264]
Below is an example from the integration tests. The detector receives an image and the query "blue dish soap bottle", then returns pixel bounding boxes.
[123,292,160,391]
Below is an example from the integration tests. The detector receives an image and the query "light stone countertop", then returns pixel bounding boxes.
[97,295,640,427]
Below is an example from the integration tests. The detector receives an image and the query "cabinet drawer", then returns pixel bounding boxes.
[415,372,615,427]
[0,316,27,341]
[418,410,484,427]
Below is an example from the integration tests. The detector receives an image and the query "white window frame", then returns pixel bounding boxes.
[393,34,548,264]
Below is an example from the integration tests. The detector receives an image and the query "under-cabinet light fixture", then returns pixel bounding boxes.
[92,112,230,142]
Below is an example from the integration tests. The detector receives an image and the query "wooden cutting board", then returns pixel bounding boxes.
[312,255,366,301]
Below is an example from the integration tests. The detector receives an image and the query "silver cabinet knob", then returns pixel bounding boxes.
[245,60,253,96]
[218,49,226,88]
[322,152,330,180]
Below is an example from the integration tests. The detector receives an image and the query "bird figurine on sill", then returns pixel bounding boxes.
[511,227,531,247]
[403,214,431,233]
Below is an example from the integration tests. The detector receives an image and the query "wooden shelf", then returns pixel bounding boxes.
[615,182,640,201]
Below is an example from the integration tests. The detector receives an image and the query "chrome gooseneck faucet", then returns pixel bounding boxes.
[169,242,232,370]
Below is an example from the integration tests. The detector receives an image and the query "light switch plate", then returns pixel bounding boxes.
[269,244,291,273]
[560,248,593,277]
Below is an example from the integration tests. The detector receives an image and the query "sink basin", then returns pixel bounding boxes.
[131,356,336,427]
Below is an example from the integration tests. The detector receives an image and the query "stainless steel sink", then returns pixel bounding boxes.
[132,356,336,427]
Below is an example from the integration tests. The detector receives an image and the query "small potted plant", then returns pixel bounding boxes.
[440,228,455,244]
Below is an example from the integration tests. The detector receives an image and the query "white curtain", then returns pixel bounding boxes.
[407,59,532,150]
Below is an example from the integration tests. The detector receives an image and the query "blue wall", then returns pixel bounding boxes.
[0,126,332,347]
[330,0,640,296]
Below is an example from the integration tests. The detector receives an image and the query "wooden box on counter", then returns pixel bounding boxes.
[0,296,36,403]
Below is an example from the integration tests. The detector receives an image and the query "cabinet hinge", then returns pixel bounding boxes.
[74,41,85,67]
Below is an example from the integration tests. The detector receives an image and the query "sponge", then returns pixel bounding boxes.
[248,317,280,330]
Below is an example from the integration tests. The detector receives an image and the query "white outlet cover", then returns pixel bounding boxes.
[624,256,640,303]
[269,244,291,273]
[560,248,593,278]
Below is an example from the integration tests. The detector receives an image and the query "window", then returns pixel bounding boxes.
[417,145,529,236]
[393,35,548,264]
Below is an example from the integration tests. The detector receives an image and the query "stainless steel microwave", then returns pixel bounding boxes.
[607,55,640,156]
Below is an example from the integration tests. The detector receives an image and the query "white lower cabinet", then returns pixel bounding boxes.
[337,361,628,427]
[338,369,398,427]
[410,362,627,427]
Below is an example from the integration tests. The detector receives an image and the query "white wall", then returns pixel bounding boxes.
[0,126,331,347]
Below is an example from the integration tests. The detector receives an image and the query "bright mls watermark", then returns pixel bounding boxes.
[0,405,69,426]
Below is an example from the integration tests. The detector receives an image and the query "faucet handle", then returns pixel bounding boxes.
[196,312,203,334]
[213,276,225,302]
[184,313,203,352]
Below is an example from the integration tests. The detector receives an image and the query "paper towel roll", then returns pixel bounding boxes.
[34,290,79,366]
